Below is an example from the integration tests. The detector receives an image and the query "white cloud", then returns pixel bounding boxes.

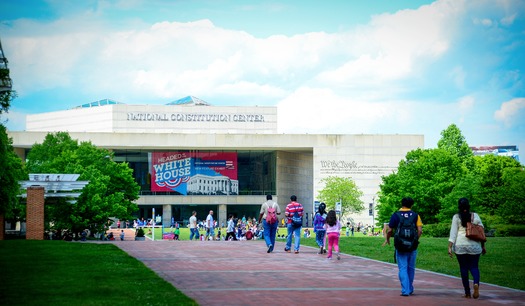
[277,87,435,135]
[4,0,464,105]
[501,13,517,26]
[494,98,525,127]
[458,96,475,112]
[3,0,524,164]
[450,66,466,89]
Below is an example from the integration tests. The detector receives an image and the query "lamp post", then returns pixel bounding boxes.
[0,38,12,93]
[369,197,375,234]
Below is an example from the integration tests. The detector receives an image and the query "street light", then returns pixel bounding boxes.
[0,38,12,93]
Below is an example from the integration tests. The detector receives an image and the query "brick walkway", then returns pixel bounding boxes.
[114,240,525,306]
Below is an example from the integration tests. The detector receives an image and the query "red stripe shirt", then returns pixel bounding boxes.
[285,201,304,224]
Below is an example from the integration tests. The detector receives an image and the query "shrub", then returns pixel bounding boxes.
[493,224,525,237]
[136,228,145,237]
[422,223,450,238]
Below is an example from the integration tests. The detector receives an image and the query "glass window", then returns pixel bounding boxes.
[113,149,276,196]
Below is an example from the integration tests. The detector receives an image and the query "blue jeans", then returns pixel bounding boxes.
[315,229,326,247]
[456,254,481,294]
[206,227,215,239]
[263,220,278,251]
[396,250,417,295]
[189,228,199,240]
[286,224,302,251]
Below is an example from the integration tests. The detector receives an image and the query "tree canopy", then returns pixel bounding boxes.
[316,176,364,222]
[437,123,473,160]
[25,132,139,234]
[376,148,465,224]
[377,123,524,228]
[0,125,25,216]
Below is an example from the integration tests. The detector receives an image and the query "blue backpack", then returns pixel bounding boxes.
[291,204,303,227]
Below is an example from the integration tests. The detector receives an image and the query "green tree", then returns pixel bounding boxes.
[497,167,525,224]
[0,125,25,217]
[437,173,482,222]
[317,176,364,220]
[376,148,465,225]
[473,154,523,215]
[25,132,139,235]
[437,124,473,160]
[378,123,525,231]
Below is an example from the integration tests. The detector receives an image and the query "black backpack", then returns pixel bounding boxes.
[394,211,419,252]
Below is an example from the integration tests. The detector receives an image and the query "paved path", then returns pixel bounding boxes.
[115,240,525,306]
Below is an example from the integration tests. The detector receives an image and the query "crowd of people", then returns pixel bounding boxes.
[187,209,264,241]
[91,194,487,300]
[44,191,487,300]
[183,194,487,300]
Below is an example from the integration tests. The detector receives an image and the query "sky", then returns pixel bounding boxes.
[1,0,524,162]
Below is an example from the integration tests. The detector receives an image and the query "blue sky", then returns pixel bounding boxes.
[1,0,524,161]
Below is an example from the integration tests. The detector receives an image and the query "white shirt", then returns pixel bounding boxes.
[189,215,197,229]
[448,213,484,255]
[206,214,214,229]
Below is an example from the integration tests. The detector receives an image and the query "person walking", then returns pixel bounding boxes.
[284,195,304,254]
[206,210,215,241]
[382,197,423,296]
[258,194,281,253]
[313,202,328,254]
[448,198,486,299]
[225,214,237,241]
[324,210,342,260]
[189,211,199,241]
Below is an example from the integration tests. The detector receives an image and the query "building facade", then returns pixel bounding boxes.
[8,97,424,228]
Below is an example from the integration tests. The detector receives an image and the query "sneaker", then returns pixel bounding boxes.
[294,250,299,254]
[284,248,291,253]
[267,245,272,253]
[327,257,332,260]
[473,284,479,299]
[336,252,340,260]
[323,249,327,254]
[463,294,471,299]
[318,246,323,254]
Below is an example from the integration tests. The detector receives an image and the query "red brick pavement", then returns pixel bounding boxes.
[114,240,525,306]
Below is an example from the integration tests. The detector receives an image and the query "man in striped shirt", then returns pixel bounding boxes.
[284,195,304,254]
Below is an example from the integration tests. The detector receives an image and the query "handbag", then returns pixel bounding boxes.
[466,213,487,242]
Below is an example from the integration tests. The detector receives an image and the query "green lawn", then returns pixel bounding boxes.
[0,240,198,306]
[301,234,525,291]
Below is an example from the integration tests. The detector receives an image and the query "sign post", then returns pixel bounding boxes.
[335,200,342,219]
[152,207,155,241]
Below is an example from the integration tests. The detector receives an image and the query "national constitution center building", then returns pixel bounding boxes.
[8,97,424,227]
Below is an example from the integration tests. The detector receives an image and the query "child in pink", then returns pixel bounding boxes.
[324,210,342,260]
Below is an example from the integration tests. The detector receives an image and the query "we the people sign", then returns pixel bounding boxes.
[149,152,238,194]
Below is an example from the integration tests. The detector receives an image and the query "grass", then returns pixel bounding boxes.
[1,229,523,306]
[0,240,198,306]
[301,234,525,291]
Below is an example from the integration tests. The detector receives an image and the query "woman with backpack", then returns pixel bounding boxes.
[313,202,328,254]
[258,194,281,253]
[448,198,486,299]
